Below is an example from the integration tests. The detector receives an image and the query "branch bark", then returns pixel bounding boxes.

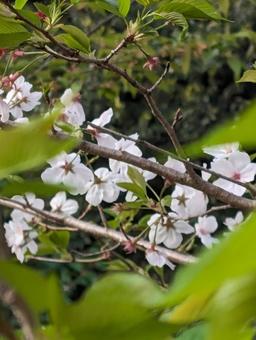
[0,197,195,265]
[80,140,256,210]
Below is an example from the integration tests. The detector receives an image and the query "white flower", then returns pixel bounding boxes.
[11,193,44,222]
[146,249,175,270]
[109,134,142,175]
[41,152,93,195]
[50,191,79,216]
[164,156,186,173]
[85,168,120,206]
[201,163,211,181]
[195,216,218,248]
[4,76,42,118]
[203,143,239,159]
[0,98,10,122]
[171,185,208,219]
[125,191,137,202]
[4,218,38,263]
[224,211,244,231]
[60,88,85,127]
[142,157,158,181]
[148,213,194,249]
[87,108,117,148]
[211,151,256,196]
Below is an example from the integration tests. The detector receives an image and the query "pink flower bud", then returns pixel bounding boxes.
[122,240,136,254]
[35,11,47,21]
[143,57,160,71]
[12,50,24,60]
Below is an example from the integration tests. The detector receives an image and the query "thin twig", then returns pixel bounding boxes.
[27,254,107,263]
[148,62,170,93]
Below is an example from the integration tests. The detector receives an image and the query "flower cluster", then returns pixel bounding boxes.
[4,192,78,262]
[2,83,251,269]
[0,74,42,123]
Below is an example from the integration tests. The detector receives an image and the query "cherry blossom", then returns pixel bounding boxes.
[145,249,175,270]
[203,143,239,159]
[195,216,218,248]
[87,108,117,148]
[164,156,186,173]
[224,211,244,231]
[4,218,38,263]
[109,134,142,176]
[148,213,194,249]
[41,152,92,195]
[4,75,42,118]
[171,185,208,219]
[143,57,160,71]
[211,151,256,196]
[11,193,44,222]
[50,191,79,216]
[84,167,120,206]
[0,98,9,122]
[60,88,85,127]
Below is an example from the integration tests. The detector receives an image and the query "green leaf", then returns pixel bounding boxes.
[61,25,90,53]
[56,33,90,54]
[175,324,208,339]
[158,0,223,20]
[127,166,147,193]
[14,0,28,10]
[0,180,66,197]
[95,1,120,16]
[118,0,131,17]
[164,213,256,305]
[33,2,50,17]
[16,9,41,27]
[154,11,188,36]
[0,115,77,179]
[186,101,256,156]
[64,273,173,339]
[237,70,256,83]
[207,275,256,340]
[0,261,62,314]
[117,182,147,199]
[0,18,31,48]
[49,231,70,250]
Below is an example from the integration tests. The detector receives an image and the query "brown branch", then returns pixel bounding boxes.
[102,38,128,63]
[148,62,171,93]
[86,123,255,194]
[0,283,35,340]
[0,197,195,265]
[79,141,256,210]
[27,254,107,263]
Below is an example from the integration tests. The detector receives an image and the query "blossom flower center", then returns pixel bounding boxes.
[176,193,189,206]
[164,218,174,230]
[198,227,209,236]
[61,161,74,174]
[232,172,241,181]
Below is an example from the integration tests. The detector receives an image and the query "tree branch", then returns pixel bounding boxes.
[0,197,195,265]
[80,140,256,210]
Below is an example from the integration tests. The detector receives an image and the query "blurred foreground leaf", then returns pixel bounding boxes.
[185,101,256,156]
[0,180,66,197]
[164,213,256,305]
[0,115,77,179]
